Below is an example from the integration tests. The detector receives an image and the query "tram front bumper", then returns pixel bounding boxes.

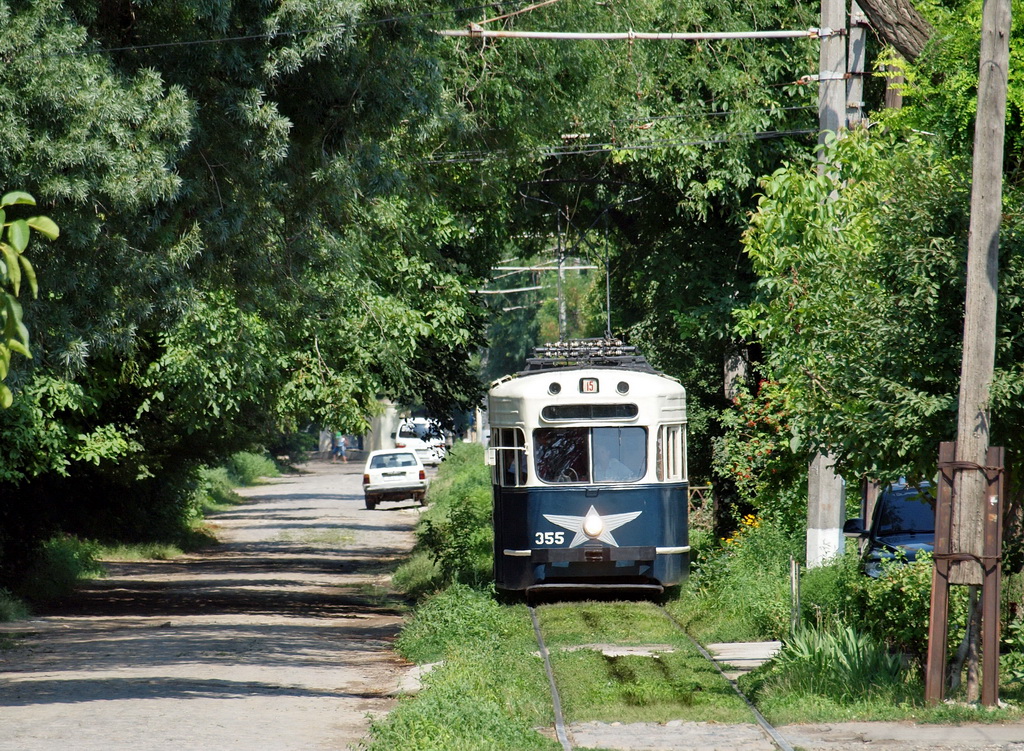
[503,545,658,563]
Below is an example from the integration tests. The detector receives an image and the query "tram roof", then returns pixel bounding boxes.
[518,338,660,376]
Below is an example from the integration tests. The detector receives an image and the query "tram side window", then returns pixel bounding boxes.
[534,428,591,483]
[493,428,528,487]
[657,424,685,482]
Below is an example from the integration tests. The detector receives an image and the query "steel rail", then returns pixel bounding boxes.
[529,606,573,750]
[658,606,795,751]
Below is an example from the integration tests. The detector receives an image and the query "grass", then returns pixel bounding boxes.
[18,535,106,604]
[551,648,749,724]
[99,542,184,561]
[539,601,683,647]
[364,645,561,751]
[396,584,533,664]
[365,584,560,751]
[539,601,751,724]
[276,528,355,545]
[746,672,1024,725]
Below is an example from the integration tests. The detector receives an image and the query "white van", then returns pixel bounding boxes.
[393,418,447,466]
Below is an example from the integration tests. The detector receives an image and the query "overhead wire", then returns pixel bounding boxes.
[23,0,547,59]
[423,127,815,164]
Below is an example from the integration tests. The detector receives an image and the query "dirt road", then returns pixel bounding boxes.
[0,460,419,751]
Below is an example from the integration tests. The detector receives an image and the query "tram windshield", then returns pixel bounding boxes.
[534,426,646,483]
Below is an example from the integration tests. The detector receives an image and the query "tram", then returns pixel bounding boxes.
[487,339,689,594]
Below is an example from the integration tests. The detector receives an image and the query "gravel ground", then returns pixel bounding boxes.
[568,720,1024,751]
[0,459,420,751]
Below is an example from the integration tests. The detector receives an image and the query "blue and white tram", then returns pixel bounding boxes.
[487,340,689,594]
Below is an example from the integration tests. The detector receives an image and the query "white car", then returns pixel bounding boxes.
[362,449,428,510]
[393,418,447,466]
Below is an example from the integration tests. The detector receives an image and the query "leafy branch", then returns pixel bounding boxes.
[1,190,58,408]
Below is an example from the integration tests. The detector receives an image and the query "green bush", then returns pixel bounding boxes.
[197,466,243,508]
[854,552,968,658]
[394,443,493,595]
[0,588,29,621]
[799,550,864,630]
[797,550,968,661]
[1003,617,1024,688]
[18,535,105,604]
[226,451,279,485]
[676,516,802,641]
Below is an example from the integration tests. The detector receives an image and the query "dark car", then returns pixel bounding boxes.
[843,481,935,577]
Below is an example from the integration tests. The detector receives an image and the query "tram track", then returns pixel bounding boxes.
[527,601,794,751]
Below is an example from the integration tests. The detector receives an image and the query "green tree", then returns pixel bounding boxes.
[0,0,498,580]
[736,130,973,481]
[434,0,821,481]
[733,1,1024,488]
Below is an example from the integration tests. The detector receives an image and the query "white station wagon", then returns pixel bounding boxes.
[362,449,428,510]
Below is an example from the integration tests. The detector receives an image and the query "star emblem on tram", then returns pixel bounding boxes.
[543,506,643,548]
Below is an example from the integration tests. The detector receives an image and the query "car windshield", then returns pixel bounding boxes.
[876,487,935,536]
[370,453,418,469]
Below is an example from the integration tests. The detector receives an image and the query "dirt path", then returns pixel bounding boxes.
[0,460,420,751]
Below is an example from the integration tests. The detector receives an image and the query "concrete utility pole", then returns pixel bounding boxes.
[846,2,868,126]
[950,0,1011,588]
[817,0,847,149]
[806,0,848,569]
[807,454,845,566]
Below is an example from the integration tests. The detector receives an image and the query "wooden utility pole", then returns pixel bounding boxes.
[925,0,1011,706]
[950,0,1011,588]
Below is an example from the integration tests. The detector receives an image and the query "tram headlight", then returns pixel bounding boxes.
[583,508,604,538]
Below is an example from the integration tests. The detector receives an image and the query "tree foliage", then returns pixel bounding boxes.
[439,0,821,480]
[0,0,502,579]
[737,131,973,481]
[733,1,1024,490]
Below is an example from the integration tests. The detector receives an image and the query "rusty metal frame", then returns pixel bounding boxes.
[925,442,1004,705]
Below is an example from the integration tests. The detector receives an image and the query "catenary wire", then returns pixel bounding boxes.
[422,127,816,164]
[22,0,545,59]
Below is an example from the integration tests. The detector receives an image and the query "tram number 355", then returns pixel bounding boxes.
[534,531,565,546]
